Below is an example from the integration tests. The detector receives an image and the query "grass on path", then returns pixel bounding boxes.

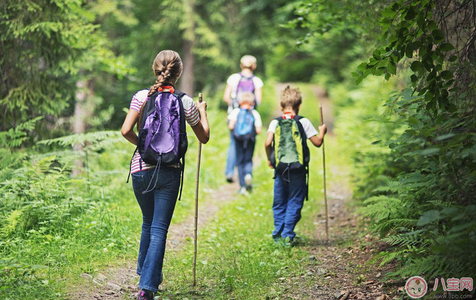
[150,83,352,299]
[0,83,355,300]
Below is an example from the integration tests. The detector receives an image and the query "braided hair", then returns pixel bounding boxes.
[148,50,183,96]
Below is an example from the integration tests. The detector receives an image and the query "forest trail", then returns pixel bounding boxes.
[72,84,395,300]
[275,87,397,300]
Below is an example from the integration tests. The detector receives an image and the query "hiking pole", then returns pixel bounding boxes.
[319,103,329,241]
[193,93,203,287]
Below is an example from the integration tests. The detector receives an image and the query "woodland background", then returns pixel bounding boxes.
[1,0,475,298]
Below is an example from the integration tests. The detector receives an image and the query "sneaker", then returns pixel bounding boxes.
[238,187,249,195]
[226,175,234,183]
[283,236,296,247]
[244,174,252,191]
[137,290,154,300]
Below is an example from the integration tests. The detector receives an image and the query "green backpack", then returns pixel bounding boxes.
[269,115,310,199]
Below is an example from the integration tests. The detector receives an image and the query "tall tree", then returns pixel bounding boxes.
[180,0,197,95]
[0,0,132,138]
[0,0,97,135]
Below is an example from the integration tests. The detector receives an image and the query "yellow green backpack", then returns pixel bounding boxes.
[269,115,310,199]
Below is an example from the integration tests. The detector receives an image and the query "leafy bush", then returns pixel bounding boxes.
[321,0,476,281]
[0,156,91,238]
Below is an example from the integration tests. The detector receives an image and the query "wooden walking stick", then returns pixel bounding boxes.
[193,93,203,287]
[319,103,329,241]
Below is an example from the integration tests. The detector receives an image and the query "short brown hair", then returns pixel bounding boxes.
[280,86,302,111]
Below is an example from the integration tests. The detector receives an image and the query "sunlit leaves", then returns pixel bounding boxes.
[352,0,459,112]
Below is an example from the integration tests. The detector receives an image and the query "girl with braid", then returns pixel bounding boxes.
[121,50,210,300]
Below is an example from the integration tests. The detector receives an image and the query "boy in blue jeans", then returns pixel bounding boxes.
[265,86,327,243]
[228,92,262,194]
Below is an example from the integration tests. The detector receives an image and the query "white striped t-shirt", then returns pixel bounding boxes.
[129,89,200,174]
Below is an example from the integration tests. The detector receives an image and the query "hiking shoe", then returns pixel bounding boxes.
[283,236,296,247]
[226,175,234,183]
[137,290,154,300]
[244,174,252,191]
[238,187,249,195]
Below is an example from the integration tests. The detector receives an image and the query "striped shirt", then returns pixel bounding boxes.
[129,89,200,174]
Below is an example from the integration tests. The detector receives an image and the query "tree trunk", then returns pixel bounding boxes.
[180,39,195,96]
[179,0,196,96]
[72,80,88,176]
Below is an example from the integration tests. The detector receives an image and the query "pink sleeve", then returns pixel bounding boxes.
[130,90,148,113]
[184,101,200,127]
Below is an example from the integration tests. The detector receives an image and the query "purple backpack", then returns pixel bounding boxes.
[232,73,256,109]
[129,90,188,197]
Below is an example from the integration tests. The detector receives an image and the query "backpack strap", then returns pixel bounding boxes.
[138,91,158,132]
[238,73,256,92]
[234,73,256,108]
[174,90,187,201]
[293,115,310,201]
[126,147,138,183]
[178,155,185,200]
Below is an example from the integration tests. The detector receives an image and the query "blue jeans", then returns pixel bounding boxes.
[225,131,236,177]
[131,167,181,292]
[272,171,306,240]
[235,138,255,187]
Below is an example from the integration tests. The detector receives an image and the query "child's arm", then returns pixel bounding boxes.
[229,119,236,131]
[223,84,232,106]
[228,109,238,130]
[309,124,327,147]
[254,110,262,134]
[255,87,262,106]
[265,132,274,168]
[191,101,210,144]
[121,109,140,145]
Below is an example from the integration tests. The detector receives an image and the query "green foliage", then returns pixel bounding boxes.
[355,86,476,276]
[337,4,476,283]
[0,156,89,297]
[0,0,133,138]
[0,124,138,298]
[0,0,93,131]
[0,117,42,149]
[39,130,121,149]
[352,0,463,113]
[0,97,257,298]
[0,118,43,183]
[1,156,86,238]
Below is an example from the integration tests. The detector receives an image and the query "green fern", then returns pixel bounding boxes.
[0,117,43,148]
[38,130,121,148]
[382,232,425,247]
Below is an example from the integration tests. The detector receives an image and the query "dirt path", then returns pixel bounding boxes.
[277,86,398,300]
[73,84,396,300]
[71,181,240,300]
[278,163,398,300]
